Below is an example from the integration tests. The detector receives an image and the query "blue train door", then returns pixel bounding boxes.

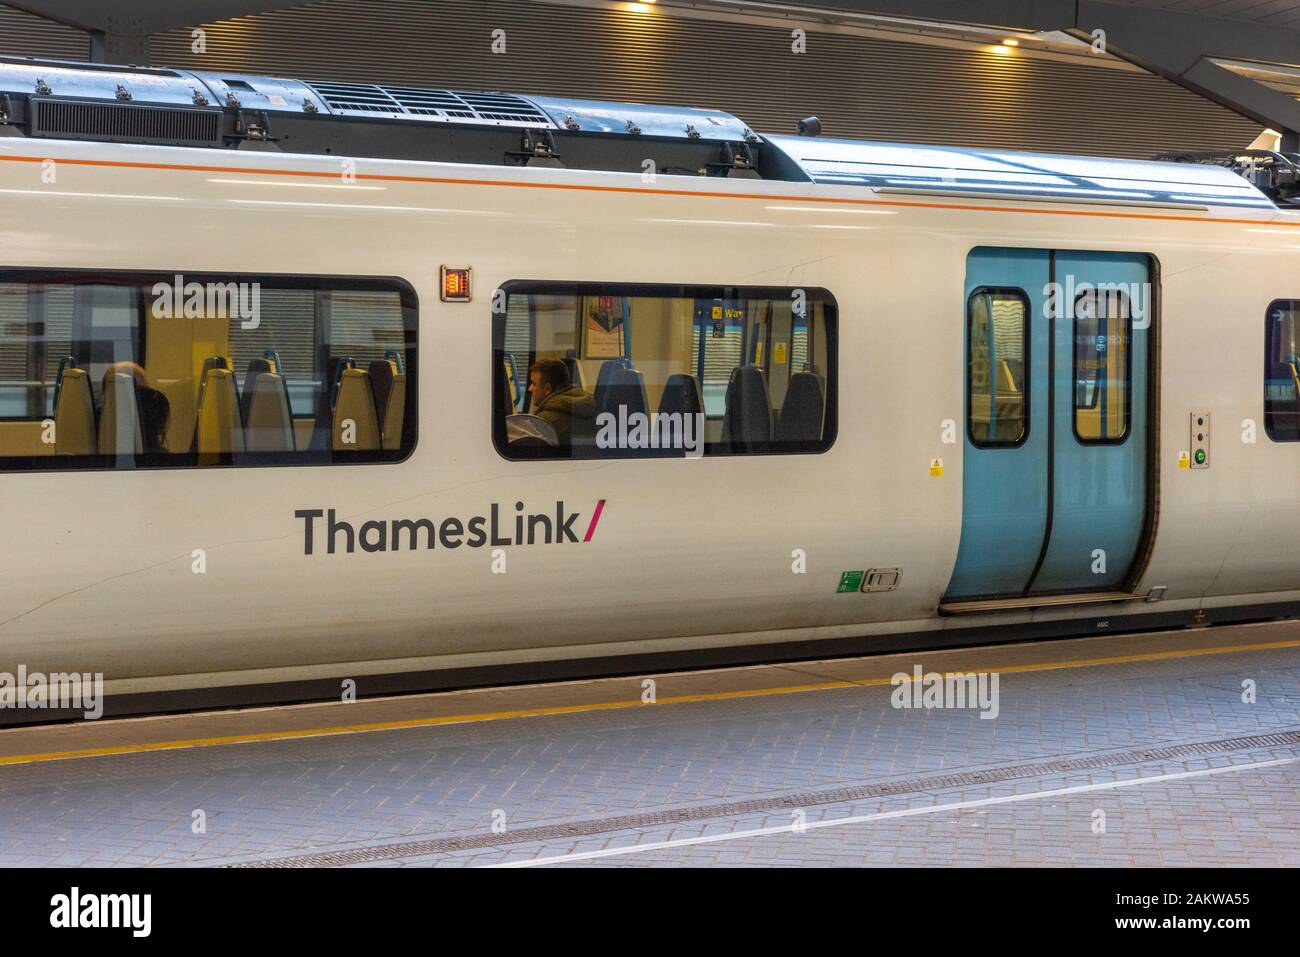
[944,247,1151,605]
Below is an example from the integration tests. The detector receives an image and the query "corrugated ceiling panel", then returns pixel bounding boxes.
[0,3,89,60]
[144,0,1259,159]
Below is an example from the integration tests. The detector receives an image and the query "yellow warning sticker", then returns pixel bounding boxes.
[929,457,944,477]
[1178,451,1190,469]
[774,342,788,364]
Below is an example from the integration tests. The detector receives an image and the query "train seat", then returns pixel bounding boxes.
[239,358,273,427]
[657,373,703,417]
[720,364,772,450]
[52,364,95,456]
[369,359,406,451]
[305,356,347,450]
[98,372,143,455]
[332,367,380,451]
[244,371,296,451]
[501,353,522,412]
[774,372,823,442]
[194,359,245,454]
[561,353,585,391]
[601,366,647,418]
[501,357,520,414]
[593,358,631,412]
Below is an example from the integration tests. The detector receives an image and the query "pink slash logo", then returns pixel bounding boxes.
[583,499,606,542]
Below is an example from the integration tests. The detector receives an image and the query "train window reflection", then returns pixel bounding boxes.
[1265,300,1300,442]
[967,288,1028,447]
[0,270,417,470]
[1073,287,1131,444]
[493,283,837,459]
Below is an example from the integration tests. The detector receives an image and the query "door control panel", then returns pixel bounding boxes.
[1191,411,1210,469]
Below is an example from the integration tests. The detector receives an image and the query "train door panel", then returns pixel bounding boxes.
[945,248,1051,598]
[1030,251,1149,593]
[945,246,1152,603]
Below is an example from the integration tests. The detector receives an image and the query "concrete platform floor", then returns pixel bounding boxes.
[0,619,1296,867]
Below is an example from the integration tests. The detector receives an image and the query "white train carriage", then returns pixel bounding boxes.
[0,57,1296,718]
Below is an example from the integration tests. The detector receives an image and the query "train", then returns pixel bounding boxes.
[0,55,1296,721]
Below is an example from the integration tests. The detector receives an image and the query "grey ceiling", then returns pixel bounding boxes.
[1099,1,1300,28]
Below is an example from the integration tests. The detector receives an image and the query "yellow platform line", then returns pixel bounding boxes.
[1,635,1298,768]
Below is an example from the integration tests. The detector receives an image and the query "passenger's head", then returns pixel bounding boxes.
[528,359,570,407]
[137,386,171,453]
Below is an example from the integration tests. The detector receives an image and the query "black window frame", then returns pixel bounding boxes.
[966,285,1031,450]
[492,280,838,461]
[0,267,419,472]
[1265,298,1300,443]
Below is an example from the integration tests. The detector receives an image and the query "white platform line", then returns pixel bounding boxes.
[486,756,1299,867]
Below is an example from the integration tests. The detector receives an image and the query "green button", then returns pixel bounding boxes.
[1194,449,1207,464]
[837,570,865,593]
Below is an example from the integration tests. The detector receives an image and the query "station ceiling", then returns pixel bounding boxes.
[0,0,1293,158]
[1105,0,1300,28]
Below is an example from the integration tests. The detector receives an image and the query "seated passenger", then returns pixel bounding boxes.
[528,359,595,445]
[136,386,171,453]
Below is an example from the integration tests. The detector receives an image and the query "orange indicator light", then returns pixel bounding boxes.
[441,266,471,302]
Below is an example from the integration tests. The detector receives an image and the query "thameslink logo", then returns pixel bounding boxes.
[596,406,705,458]
[295,500,606,554]
[50,887,151,938]
[0,666,103,720]
[890,665,1000,720]
[151,275,261,329]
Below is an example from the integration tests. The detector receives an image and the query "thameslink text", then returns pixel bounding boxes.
[295,501,598,555]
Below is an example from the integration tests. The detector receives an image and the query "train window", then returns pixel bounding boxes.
[967,288,1028,447]
[493,283,836,459]
[0,270,416,470]
[1073,287,1131,443]
[1265,300,1300,442]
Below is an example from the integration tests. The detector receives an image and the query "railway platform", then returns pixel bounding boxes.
[0,620,1296,868]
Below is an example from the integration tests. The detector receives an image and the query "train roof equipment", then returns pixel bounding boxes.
[0,55,1277,212]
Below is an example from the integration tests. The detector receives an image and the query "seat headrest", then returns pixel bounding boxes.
[658,373,703,418]
[593,358,630,411]
[245,372,295,452]
[99,371,144,455]
[501,358,517,413]
[53,366,95,456]
[721,364,772,450]
[602,366,647,417]
[369,359,397,415]
[566,356,584,390]
[774,372,824,443]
